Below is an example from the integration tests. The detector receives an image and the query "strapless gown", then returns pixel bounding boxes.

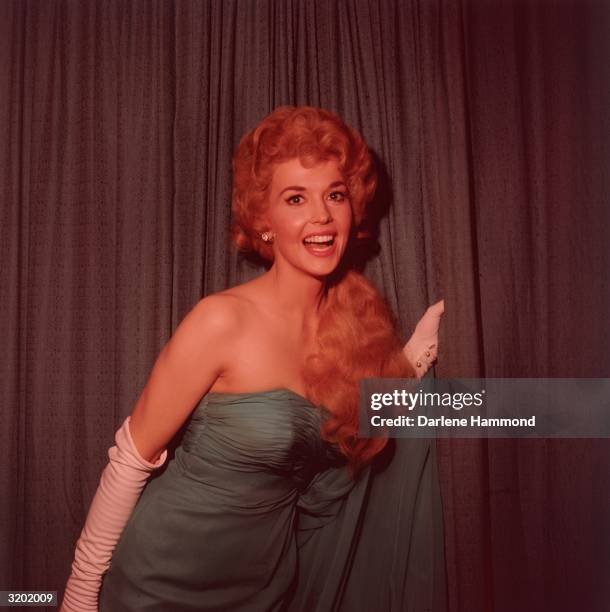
[98,388,447,612]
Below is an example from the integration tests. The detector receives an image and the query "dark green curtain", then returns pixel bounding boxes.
[1,1,608,610]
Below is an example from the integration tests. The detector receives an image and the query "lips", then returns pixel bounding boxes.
[302,233,338,257]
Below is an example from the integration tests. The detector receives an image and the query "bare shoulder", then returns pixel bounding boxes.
[161,293,244,364]
[213,276,264,302]
[187,291,244,329]
[211,276,269,313]
[172,276,276,365]
[128,292,247,463]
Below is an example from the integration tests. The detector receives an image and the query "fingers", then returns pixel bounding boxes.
[426,299,445,316]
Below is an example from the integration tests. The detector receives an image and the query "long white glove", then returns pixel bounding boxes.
[60,416,167,611]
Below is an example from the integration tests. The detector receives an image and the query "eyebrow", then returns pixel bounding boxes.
[279,181,347,196]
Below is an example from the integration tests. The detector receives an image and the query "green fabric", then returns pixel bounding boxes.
[99,389,446,611]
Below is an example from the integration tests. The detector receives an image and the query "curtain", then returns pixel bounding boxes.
[1,1,608,610]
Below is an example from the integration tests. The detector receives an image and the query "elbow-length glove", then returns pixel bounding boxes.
[60,416,168,612]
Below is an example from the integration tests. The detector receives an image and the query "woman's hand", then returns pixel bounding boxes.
[402,300,445,379]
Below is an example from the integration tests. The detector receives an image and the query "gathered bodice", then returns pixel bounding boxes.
[173,388,343,497]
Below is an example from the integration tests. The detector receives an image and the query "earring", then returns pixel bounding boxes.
[261,231,274,243]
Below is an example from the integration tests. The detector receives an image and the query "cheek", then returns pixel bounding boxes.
[274,214,304,245]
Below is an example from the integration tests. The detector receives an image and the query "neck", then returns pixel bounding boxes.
[260,259,327,324]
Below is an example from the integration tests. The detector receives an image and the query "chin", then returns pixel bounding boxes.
[278,242,347,279]
[301,253,345,279]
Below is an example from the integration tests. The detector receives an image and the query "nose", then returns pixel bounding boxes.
[311,195,332,224]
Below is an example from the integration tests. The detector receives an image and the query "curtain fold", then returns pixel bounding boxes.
[1,1,608,610]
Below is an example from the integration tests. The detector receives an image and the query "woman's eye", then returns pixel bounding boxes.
[329,191,347,201]
[286,195,303,205]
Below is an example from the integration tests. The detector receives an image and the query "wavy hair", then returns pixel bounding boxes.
[230,106,415,477]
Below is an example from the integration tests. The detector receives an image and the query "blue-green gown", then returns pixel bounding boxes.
[98,389,446,611]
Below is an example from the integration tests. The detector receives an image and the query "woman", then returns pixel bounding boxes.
[61,106,445,611]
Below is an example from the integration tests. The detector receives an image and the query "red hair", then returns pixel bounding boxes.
[230,106,415,476]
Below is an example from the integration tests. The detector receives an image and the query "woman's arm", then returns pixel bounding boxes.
[128,294,241,462]
[402,300,445,379]
[61,295,240,611]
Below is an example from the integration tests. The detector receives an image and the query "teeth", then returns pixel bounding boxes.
[303,235,335,244]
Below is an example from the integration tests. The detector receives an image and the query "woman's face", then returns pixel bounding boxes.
[264,157,353,279]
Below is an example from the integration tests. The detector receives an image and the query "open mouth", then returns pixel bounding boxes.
[303,234,335,247]
[302,234,337,257]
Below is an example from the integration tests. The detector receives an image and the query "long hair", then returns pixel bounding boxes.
[230,106,416,477]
